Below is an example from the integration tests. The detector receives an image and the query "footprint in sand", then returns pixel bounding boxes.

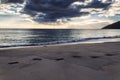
[43,56,64,61]
[71,55,82,59]
[53,58,64,61]
[90,56,101,59]
[105,53,116,56]
[32,58,42,61]
[8,61,19,65]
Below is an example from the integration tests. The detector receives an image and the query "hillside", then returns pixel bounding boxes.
[102,21,120,29]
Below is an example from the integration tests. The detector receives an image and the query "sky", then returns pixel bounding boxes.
[0,0,120,29]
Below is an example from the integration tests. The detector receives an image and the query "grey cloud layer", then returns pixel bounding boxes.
[1,0,119,22]
[23,0,120,22]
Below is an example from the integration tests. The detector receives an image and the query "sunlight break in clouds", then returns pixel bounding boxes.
[0,0,120,29]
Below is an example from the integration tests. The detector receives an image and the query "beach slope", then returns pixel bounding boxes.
[0,42,120,80]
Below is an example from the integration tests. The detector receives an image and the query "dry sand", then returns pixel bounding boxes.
[0,42,120,80]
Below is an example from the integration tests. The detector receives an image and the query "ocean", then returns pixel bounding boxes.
[0,29,120,48]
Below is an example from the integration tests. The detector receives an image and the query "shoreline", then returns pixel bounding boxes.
[0,40,120,50]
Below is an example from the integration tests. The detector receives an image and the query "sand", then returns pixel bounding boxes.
[0,42,120,80]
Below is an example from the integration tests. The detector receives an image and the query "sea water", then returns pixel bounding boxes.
[0,29,120,48]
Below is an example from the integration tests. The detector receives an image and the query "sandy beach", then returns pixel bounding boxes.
[0,42,120,80]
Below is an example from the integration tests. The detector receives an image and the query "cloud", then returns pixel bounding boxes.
[73,0,120,19]
[23,0,120,22]
[1,0,120,23]
[0,0,23,3]
[24,0,90,22]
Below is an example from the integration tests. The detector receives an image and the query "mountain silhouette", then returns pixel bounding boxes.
[102,21,120,29]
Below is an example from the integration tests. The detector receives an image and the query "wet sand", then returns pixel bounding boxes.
[0,42,120,80]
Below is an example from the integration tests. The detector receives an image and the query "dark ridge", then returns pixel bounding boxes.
[102,21,120,29]
[8,62,19,65]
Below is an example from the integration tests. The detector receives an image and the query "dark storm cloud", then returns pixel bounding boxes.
[0,0,119,23]
[84,0,111,8]
[24,0,85,11]
[0,0,23,3]
[33,11,89,22]
[23,0,87,22]
[23,0,114,22]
